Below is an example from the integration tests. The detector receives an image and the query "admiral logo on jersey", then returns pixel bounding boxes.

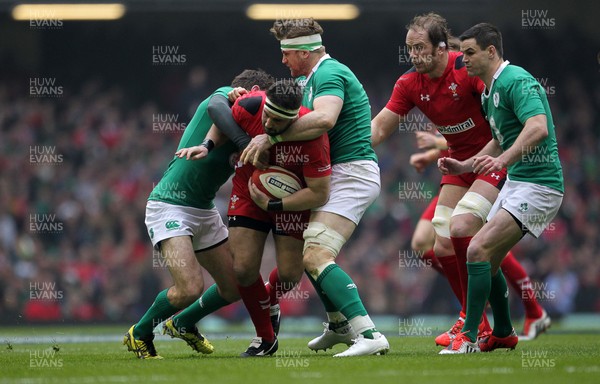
[437,118,475,135]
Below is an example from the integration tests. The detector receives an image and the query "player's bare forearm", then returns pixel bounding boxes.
[458,139,502,174]
[410,149,440,173]
[205,124,229,147]
[281,176,330,211]
[371,108,401,148]
[434,135,449,150]
[438,157,471,175]
[281,111,332,142]
[280,95,342,142]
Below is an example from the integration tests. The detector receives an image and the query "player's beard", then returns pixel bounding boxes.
[265,122,292,137]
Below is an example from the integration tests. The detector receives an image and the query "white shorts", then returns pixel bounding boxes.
[145,200,228,251]
[488,179,563,238]
[314,160,381,225]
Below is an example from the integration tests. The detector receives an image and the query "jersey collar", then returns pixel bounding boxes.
[305,54,331,83]
[484,60,510,97]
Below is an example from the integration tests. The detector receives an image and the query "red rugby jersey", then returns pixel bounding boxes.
[231,91,331,185]
[386,51,491,160]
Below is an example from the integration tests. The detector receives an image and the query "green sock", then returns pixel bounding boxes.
[172,284,231,331]
[361,328,377,339]
[489,270,514,337]
[462,262,491,342]
[305,270,338,312]
[133,288,179,339]
[316,264,368,323]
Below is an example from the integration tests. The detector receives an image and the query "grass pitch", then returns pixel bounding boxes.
[1,326,599,384]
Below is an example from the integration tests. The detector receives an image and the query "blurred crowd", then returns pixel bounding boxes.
[0,30,598,325]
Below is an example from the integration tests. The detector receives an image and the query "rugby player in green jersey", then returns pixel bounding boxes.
[439,23,563,354]
[123,70,274,359]
[240,18,389,357]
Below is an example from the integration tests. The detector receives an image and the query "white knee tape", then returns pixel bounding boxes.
[452,192,493,223]
[431,205,453,238]
[303,222,347,258]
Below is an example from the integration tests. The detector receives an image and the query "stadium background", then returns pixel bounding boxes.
[0,0,598,329]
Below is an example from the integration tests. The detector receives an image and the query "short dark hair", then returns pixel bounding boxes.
[270,18,323,40]
[265,79,303,112]
[231,69,274,90]
[459,23,503,58]
[406,12,450,49]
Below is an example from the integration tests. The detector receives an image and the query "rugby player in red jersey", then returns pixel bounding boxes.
[371,13,549,346]
[178,79,331,357]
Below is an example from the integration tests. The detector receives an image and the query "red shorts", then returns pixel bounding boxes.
[440,168,506,189]
[227,165,309,240]
[420,195,439,221]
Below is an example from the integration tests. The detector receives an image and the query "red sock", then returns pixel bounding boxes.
[422,249,445,276]
[238,277,274,342]
[437,255,464,311]
[501,251,543,318]
[266,267,296,306]
[450,236,473,315]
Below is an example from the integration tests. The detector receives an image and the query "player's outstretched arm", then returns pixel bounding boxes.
[175,124,229,160]
[175,145,208,160]
[410,148,440,173]
[415,131,448,150]
[371,108,402,147]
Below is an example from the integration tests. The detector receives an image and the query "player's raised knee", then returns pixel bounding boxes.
[302,222,345,270]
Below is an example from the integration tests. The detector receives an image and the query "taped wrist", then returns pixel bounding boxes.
[267,199,283,211]
[200,139,215,152]
[268,135,283,145]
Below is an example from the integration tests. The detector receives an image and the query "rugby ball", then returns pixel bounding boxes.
[251,166,302,199]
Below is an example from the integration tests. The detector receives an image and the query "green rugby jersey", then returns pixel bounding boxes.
[482,63,563,193]
[301,56,377,165]
[148,86,238,209]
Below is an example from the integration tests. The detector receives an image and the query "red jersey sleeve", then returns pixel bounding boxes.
[385,73,415,116]
[231,91,266,136]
